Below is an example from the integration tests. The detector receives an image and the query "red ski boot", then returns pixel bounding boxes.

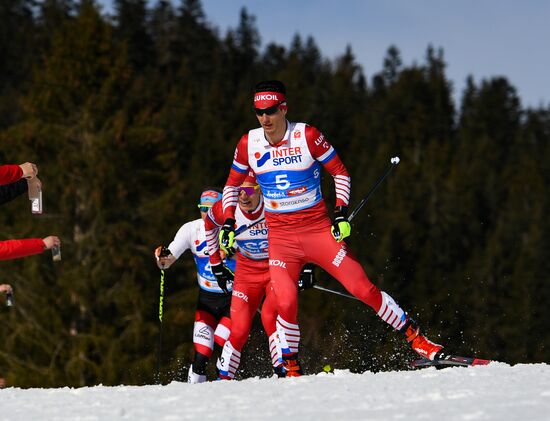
[402,319,443,361]
[282,354,303,377]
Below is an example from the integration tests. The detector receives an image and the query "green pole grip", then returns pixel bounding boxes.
[159,269,165,322]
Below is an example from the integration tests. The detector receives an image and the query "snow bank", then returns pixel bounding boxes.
[1,363,549,420]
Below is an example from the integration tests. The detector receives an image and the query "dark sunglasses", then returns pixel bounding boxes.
[197,205,211,213]
[254,104,280,116]
[238,185,260,196]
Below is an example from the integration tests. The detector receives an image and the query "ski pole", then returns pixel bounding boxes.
[156,268,165,383]
[235,217,265,236]
[313,285,361,301]
[155,246,172,383]
[311,160,400,303]
[348,156,400,222]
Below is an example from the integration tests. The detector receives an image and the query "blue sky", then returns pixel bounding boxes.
[98,0,550,108]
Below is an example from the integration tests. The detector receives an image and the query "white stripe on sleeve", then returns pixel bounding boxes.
[334,174,351,205]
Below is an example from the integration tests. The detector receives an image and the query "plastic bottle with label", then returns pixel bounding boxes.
[28,177,42,214]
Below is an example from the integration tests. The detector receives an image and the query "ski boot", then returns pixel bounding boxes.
[273,364,286,378]
[282,353,303,377]
[401,318,443,361]
[187,365,206,384]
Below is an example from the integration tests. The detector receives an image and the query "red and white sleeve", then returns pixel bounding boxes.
[222,134,250,219]
[305,125,351,207]
[204,201,225,265]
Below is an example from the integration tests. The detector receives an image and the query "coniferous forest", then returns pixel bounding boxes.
[1,0,549,388]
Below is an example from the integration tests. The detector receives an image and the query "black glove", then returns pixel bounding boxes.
[211,263,234,295]
[331,206,351,242]
[155,246,171,258]
[225,246,237,259]
[298,264,316,291]
[219,218,236,254]
[154,245,173,269]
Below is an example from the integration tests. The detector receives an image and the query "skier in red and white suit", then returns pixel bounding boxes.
[218,80,444,375]
[205,173,312,379]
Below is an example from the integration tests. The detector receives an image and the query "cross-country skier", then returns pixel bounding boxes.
[205,172,316,379]
[218,80,444,375]
[154,188,236,383]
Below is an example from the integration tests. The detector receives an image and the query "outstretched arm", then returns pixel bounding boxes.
[0,238,46,261]
[0,165,23,185]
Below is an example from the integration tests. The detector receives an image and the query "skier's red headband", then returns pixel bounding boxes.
[254,91,286,109]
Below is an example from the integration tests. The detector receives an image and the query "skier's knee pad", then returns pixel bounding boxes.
[214,316,231,347]
[193,320,215,357]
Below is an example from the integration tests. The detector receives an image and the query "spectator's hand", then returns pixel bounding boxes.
[298,264,316,290]
[20,162,38,179]
[154,246,175,269]
[42,236,61,250]
[0,284,12,294]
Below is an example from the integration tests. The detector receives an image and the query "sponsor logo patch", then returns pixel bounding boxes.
[266,191,286,199]
[332,245,347,267]
[255,151,271,167]
[254,93,281,102]
[269,259,287,268]
[288,186,307,196]
[202,191,219,198]
[232,290,249,302]
[271,147,303,166]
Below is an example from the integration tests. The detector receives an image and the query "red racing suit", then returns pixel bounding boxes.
[221,122,407,357]
[205,196,281,378]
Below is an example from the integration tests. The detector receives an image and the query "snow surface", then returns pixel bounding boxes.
[1,363,549,420]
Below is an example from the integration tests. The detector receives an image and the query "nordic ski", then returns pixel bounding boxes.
[411,352,491,368]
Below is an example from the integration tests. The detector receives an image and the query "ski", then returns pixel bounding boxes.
[411,352,491,368]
